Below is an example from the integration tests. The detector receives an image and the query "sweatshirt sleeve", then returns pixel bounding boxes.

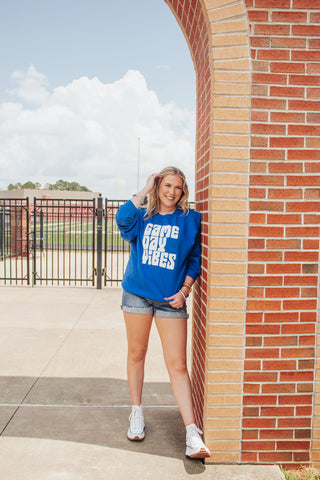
[185,212,201,280]
[115,200,140,243]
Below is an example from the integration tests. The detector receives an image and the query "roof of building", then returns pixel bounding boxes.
[0,189,100,200]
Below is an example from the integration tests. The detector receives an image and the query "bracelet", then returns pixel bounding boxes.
[182,283,192,293]
[132,193,143,203]
[179,289,186,301]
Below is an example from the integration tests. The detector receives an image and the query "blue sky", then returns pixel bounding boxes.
[0,0,196,198]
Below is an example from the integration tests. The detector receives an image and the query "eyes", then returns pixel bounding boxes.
[164,183,182,191]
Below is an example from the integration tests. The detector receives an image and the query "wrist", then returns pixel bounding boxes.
[182,282,192,296]
[132,188,148,204]
[132,192,144,203]
[181,286,190,298]
[179,289,186,301]
[138,187,149,201]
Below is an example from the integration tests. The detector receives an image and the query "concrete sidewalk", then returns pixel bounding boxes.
[0,287,284,480]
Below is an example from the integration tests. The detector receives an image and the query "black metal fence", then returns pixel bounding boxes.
[0,197,129,287]
[0,197,194,288]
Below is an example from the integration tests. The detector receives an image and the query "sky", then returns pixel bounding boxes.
[0,0,196,199]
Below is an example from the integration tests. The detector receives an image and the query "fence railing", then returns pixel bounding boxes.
[0,197,194,288]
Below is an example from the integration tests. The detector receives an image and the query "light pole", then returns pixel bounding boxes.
[137,137,140,192]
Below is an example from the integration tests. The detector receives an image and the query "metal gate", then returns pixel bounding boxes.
[32,197,97,286]
[0,197,129,287]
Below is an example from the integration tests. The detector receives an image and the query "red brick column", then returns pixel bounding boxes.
[10,203,28,258]
[243,0,320,468]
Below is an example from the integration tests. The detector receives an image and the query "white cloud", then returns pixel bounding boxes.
[0,66,196,199]
[10,65,50,105]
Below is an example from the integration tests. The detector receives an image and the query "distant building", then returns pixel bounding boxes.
[0,189,100,200]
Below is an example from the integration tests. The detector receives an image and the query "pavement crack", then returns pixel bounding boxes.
[0,405,20,436]
[0,375,43,435]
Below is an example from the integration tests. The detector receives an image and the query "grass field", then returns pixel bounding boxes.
[281,467,320,480]
[34,220,128,250]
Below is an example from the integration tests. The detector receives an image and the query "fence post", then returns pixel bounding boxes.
[26,197,30,285]
[96,195,103,289]
[33,197,37,286]
[0,204,4,261]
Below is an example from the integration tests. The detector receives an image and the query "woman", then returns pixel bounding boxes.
[116,166,210,459]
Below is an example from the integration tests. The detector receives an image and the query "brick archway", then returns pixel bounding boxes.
[164,0,251,464]
[165,0,320,469]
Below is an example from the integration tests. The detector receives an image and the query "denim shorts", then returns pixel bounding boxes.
[121,289,188,319]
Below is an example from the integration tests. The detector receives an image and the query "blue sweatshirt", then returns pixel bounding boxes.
[116,200,201,302]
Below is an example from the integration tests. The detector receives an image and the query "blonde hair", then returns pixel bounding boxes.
[145,166,189,218]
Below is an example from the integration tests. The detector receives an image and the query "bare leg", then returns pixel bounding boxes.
[155,316,195,426]
[123,312,153,406]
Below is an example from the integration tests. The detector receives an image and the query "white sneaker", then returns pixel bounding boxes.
[127,405,145,441]
[185,424,210,459]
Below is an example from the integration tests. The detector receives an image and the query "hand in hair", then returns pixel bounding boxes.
[144,173,162,195]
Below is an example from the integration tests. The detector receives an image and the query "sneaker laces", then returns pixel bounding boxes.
[129,406,145,434]
[186,424,204,447]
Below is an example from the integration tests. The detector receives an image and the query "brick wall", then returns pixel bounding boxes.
[244,0,320,468]
[165,0,319,468]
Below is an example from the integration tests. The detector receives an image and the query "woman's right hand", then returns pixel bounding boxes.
[131,173,162,208]
[144,173,162,195]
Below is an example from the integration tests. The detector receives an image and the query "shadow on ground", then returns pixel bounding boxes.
[0,376,206,475]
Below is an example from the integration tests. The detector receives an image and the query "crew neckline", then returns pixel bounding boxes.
[158,209,177,216]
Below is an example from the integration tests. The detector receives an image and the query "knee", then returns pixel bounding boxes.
[167,357,188,375]
[128,347,147,364]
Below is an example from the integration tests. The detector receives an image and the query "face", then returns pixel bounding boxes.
[158,174,183,212]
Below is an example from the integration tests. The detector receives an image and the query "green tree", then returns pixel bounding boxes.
[7,180,91,192]
[22,181,41,189]
[7,181,41,190]
[44,180,91,191]
[8,182,22,190]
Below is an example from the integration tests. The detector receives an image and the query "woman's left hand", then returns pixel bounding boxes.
[164,292,185,309]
